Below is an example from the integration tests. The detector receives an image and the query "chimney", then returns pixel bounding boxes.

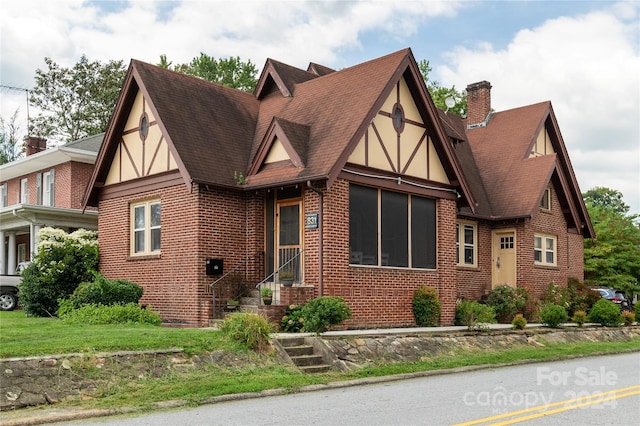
[466,81,492,128]
[24,136,47,156]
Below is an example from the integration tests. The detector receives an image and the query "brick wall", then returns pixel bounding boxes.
[312,179,458,327]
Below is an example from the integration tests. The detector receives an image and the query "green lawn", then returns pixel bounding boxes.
[2,310,639,413]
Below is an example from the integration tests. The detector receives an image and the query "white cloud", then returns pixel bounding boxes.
[438,2,640,215]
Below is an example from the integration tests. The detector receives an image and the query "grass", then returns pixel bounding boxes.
[2,311,639,414]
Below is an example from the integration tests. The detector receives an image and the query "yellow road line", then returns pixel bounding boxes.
[453,385,640,426]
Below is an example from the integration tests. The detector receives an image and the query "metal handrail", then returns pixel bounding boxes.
[256,248,304,288]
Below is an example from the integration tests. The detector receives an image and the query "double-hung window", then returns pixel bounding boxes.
[349,184,436,269]
[42,170,55,206]
[534,234,556,266]
[20,178,29,204]
[456,221,477,267]
[0,183,7,207]
[131,200,161,255]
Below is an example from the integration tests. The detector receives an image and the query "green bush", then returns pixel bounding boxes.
[565,278,601,316]
[511,314,527,330]
[455,300,496,331]
[635,302,640,320]
[412,286,441,327]
[67,275,143,308]
[485,284,528,323]
[572,310,588,327]
[299,297,352,333]
[588,299,623,327]
[221,313,273,352]
[58,303,161,325]
[281,304,305,332]
[19,228,99,317]
[539,304,568,328]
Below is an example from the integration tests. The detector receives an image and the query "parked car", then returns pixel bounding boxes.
[591,287,631,311]
[0,262,31,311]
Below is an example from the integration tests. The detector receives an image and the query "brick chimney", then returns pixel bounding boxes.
[24,136,47,156]
[466,81,492,128]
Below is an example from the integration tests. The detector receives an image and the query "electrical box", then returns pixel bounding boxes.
[206,258,223,276]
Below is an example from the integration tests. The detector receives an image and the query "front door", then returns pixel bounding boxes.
[276,201,302,281]
[492,229,516,287]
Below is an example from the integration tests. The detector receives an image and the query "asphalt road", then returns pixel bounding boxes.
[53,352,640,426]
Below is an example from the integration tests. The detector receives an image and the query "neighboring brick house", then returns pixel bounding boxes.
[83,48,593,328]
[0,134,102,274]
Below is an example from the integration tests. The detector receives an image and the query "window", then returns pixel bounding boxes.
[0,183,7,207]
[534,234,556,266]
[42,170,55,206]
[456,221,477,267]
[20,179,28,204]
[349,184,436,269]
[540,188,550,210]
[131,200,161,255]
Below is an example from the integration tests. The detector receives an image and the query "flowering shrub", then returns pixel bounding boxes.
[485,284,528,323]
[19,228,99,317]
[281,304,305,332]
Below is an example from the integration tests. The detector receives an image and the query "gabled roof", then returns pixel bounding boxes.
[449,101,594,237]
[85,49,475,209]
[85,61,259,205]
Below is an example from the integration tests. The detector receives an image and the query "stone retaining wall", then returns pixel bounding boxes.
[2,327,638,410]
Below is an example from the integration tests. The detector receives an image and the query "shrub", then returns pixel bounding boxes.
[588,299,623,327]
[565,278,601,316]
[58,303,161,325]
[299,297,352,333]
[67,275,143,308]
[221,313,273,352]
[19,228,99,317]
[485,284,528,323]
[511,314,527,330]
[412,286,441,327]
[621,311,635,326]
[539,282,570,311]
[635,302,640,320]
[539,304,568,328]
[455,300,496,331]
[572,310,588,327]
[281,304,305,332]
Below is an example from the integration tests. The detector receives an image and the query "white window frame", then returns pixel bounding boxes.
[0,183,7,207]
[456,220,477,267]
[42,170,54,206]
[20,178,29,204]
[130,199,161,256]
[534,234,557,266]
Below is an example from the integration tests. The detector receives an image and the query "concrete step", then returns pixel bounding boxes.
[240,296,260,305]
[278,337,306,347]
[298,364,332,374]
[284,345,314,357]
[290,354,324,367]
[239,305,258,314]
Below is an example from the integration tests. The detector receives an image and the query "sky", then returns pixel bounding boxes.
[1,0,639,215]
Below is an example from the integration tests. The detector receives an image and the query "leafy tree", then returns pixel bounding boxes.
[29,55,126,144]
[418,59,467,117]
[0,110,23,164]
[583,187,640,300]
[160,53,258,92]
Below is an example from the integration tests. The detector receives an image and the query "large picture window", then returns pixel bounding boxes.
[456,221,477,267]
[131,200,161,255]
[534,234,556,266]
[349,184,436,269]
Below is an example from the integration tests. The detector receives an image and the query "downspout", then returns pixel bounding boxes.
[307,181,324,296]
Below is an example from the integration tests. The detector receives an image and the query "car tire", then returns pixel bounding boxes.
[0,291,18,311]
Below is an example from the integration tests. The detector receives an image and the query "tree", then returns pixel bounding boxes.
[418,59,467,117]
[29,55,126,144]
[159,53,258,92]
[0,110,23,164]
[583,187,640,300]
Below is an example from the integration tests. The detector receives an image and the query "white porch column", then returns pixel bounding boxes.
[0,230,6,275]
[7,232,17,275]
[32,224,41,256]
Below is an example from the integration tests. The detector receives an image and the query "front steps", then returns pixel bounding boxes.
[276,336,332,374]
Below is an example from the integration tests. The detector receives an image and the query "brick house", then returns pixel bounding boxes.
[0,135,102,274]
[83,48,593,328]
